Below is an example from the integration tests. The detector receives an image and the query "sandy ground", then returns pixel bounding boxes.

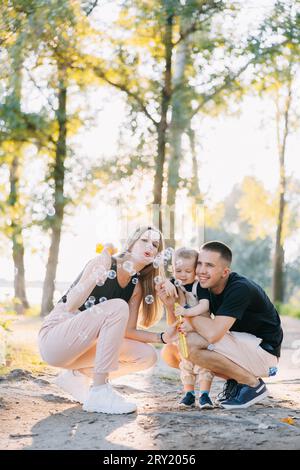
[1,316,300,450]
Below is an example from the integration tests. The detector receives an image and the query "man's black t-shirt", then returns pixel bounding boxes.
[207,272,283,357]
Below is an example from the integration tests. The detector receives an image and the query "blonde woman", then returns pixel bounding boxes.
[38,226,177,414]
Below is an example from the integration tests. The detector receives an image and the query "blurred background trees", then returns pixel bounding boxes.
[0,0,299,315]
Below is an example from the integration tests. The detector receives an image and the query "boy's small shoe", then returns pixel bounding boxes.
[199,393,214,409]
[220,378,268,410]
[179,391,195,408]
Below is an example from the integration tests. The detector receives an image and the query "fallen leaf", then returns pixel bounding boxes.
[280,417,295,426]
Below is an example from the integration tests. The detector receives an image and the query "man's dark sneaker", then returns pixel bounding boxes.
[215,379,238,405]
[199,393,214,410]
[179,391,195,408]
[220,378,268,410]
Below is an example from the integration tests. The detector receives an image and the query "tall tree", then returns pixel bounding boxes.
[0,4,50,313]
[250,0,300,302]
[91,1,280,244]
[1,0,100,315]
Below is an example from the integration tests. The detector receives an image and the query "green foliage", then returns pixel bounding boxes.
[276,302,300,319]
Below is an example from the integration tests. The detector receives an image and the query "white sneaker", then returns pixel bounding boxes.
[83,383,137,414]
[54,370,91,404]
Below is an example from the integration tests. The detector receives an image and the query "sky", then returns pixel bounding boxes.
[1,0,299,288]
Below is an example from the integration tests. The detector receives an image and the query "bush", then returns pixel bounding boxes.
[276,303,300,319]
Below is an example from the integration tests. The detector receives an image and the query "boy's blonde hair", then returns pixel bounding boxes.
[174,247,198,268]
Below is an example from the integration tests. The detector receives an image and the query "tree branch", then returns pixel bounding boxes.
[93,66,159,127]
[83,0,99,17]
[189,39,290,123]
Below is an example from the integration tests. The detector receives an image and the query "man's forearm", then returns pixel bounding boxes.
[190,316,218,343]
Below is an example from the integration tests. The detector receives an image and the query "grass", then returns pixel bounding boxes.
[0,343,48,376]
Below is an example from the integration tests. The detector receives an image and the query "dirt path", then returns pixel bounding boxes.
[1,316,300,450]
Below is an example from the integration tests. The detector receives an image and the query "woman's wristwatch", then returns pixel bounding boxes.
[160,332,167,344]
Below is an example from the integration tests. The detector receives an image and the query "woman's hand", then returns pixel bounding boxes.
[162,322,178,343]
[155,283,176,307]
[163,280,178,298]
[177,317,194,335]
[89,252,111,284]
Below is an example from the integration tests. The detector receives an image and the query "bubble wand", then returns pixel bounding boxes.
[96,243,118,255]
[175,302,189,358]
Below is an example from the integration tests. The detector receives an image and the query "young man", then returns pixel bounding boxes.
[158,241,283,410]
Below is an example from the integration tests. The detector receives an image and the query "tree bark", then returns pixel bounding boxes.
[8,46,29,314]
[272,73,292,303]
[41,64,67,316]
[166,39,189,247]
[153,9,174,231]
[9,155,30,314]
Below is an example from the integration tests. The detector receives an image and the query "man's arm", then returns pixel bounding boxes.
[181,315,236,344]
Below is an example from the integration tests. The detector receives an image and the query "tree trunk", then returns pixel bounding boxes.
[153,9,174,231]
[166,17,189,247]
[188,126,202,202]
[41,65,67,316]
[272,75,292,303]
[8,47,29,314]
[9,155,30,314]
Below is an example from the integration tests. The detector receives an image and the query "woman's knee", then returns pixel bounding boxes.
[111,298,129,318]
[94,298,129,320]
[140,343,157,369]
[161,343,180,368]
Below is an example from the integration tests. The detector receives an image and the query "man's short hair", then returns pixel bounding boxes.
[201,241,232,265]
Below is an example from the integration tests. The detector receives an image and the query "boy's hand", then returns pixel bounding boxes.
[174,304,185,317]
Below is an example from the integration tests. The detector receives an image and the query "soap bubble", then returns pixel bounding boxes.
[132,278,139,285]
[47,206,55,217]
[123,261,134,273]
[145,295,154,304]
[174,279,182,287]
[154,276,162,284]
[99,297,107,303]
[164,249,173,261]
[107,270,117,279]
[88,296,96,304]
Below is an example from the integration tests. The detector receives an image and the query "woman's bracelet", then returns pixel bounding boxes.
[160,332,167,344]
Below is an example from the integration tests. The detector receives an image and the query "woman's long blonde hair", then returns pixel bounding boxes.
[117,225,165,328]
